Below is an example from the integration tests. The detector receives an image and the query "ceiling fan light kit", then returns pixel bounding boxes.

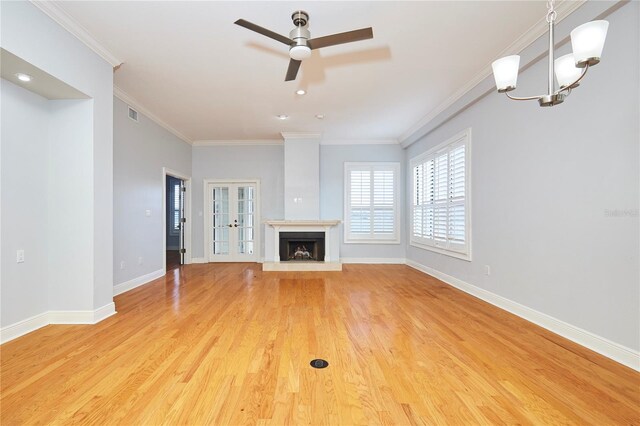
[491,0,608,107]
[235,10,373,81]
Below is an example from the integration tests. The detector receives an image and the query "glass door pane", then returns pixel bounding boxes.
[212,186,230,255]
[237,185,255,255]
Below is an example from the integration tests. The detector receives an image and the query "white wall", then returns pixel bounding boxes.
[113,97,191,285]
[1,81,51,326]
[320,144,406,261]
[284,137,320,220]
[405,2,639,352]
[1,1,114,331]
[191,145,285,260]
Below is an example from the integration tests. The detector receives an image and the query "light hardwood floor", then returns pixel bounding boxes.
[1,263,638,425]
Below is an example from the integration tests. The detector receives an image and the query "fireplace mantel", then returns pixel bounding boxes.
[264,220,340,227]
[263,220,342,271]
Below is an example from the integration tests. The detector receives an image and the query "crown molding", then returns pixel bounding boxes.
[193,139,283,147]
[281,132,323,140]
[114,86,193,144]
[321,139,399,146]
[192,138,400,146]
[30,1,122,68]
[399,0,586,146]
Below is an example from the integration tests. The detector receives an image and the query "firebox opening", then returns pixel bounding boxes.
[279,232,325,262]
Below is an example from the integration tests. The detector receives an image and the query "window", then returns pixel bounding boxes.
[410,129,471,260]
[171,183,181,235]
[344,162,400,243]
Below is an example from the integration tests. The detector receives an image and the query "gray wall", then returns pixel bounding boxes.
[1,81,50,325]
[47,99,95,311]
[113,97,191,285]
[405,2,639,351]
[191,145,285,260]
[320,144,406,260]
[191,144,407,261]
[1,0,114,327]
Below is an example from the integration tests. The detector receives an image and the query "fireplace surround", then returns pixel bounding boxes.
[263,220,341,271]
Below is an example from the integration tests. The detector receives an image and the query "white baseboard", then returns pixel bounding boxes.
[341,257,407,264]
[405,259,640,372]
[114,269,164,296]
[191,257,207,264]
[93,302,117,322]
[1,302,118,344]
[0,312,50,344]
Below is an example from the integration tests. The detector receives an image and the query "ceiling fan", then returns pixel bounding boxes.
[235,11,374,81]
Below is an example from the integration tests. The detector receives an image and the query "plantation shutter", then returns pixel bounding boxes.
[448,144,466,251]
[173,184,180,231]
[373,170,394,235]
[410,130,469,257]
[345,163,400,242]
[349,170,371,235]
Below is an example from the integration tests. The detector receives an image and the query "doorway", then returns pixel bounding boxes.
[166,175,184,270]
[205,180,260,262]
[163,168,192,274]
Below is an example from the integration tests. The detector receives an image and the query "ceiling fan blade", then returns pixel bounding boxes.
[234,19,292,46]
[285,59,302,81]
[308,27,373,50]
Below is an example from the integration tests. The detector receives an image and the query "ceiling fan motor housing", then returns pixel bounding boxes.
[291,11,309,27]
[289,12,311,60]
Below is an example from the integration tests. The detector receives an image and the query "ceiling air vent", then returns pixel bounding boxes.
[128,106,139,122]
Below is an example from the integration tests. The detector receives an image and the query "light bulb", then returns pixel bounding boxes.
[15,73,32,82]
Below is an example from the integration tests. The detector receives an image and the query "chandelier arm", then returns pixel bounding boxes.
[555,64,590,94]
[505,92,544,101]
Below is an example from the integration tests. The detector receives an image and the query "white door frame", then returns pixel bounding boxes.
[162,167,192,274]
[203,178,261,263]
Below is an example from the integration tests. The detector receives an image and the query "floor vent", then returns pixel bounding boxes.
[310,359,329,369]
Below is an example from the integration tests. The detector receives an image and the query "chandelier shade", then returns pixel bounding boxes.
[554,54,582,88]
[491,55,520,92]
[570,20,609,67]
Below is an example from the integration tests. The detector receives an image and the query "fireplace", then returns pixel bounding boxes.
[279,232,325,262]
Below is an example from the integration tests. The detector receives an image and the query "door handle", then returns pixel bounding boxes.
[228,224,233,228]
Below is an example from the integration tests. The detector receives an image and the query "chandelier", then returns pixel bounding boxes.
[491,0,609,107]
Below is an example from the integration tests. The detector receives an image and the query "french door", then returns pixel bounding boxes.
[207,181,259,262]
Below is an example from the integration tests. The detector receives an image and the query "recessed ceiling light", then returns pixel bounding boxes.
[15,73,32,82]
[296,89,306,95]
[277,114,289,120]
[315,114,325,120]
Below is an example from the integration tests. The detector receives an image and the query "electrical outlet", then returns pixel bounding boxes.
[145,209,151,217]
[138,257,143,265]
[16,250,25,263]
[484,265,491,276]
[120,261,125,270]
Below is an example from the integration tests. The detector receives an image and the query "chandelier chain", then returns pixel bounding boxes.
[546,0,557,23]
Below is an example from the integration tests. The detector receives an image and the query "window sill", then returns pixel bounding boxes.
[409,241,471,261]
[344,238,401,245]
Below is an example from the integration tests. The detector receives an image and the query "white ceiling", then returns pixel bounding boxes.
[53,1,555,143]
